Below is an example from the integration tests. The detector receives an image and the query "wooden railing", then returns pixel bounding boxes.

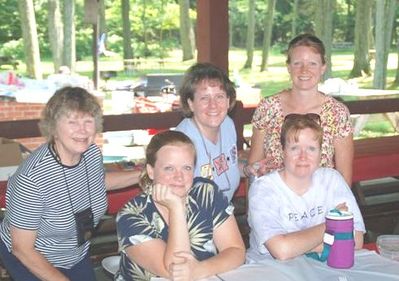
[2,98,399,150]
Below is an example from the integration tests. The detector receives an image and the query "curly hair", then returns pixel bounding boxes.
[39,87,103,143]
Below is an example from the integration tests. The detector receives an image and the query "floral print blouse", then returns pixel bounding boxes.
[115,178,233,281]
[251,92,353,171]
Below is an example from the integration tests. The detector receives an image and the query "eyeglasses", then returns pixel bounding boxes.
[284,113,321,125]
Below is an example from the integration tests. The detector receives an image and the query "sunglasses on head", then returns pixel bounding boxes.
[284,113,321,125]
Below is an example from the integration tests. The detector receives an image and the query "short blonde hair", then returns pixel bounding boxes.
[280,114,323,149]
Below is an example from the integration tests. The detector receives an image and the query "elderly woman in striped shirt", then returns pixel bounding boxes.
[0,87,139,281]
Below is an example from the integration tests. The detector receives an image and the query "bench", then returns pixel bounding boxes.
[0,56,18,70]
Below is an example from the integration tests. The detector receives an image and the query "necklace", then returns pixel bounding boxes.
[50,143,93,212]
[191,119,232,192]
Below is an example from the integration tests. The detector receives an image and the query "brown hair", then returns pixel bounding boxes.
[280,114,323,149]
[139,130,196,191]
[179,62,236,117]
[286,34,326,65]
[39,87,103,143]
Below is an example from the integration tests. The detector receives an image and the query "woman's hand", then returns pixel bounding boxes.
[245,157,276,178]
[169,252,199,281]
[152,183,185,211]
[335,202,348,212]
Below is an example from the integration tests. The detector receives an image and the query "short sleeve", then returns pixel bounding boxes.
[191,178,232,229]
[325,98,353,138]
[248,178,286,253]
[116,196,165,251]
[6,174,44,230]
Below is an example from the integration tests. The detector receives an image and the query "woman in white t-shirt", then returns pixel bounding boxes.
[247,113,365,262]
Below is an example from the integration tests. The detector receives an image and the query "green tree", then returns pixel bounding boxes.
[243,0,256,69]
[291,0,299,37]
[315,0,335,80]
[48,0,63,72]
[63,0,76,71]
[349,0,372,78]
[179,0,194,61]
[121,0,133,60]
[18,0,42,79]
[260,0,276,72]
[373,0,397,89]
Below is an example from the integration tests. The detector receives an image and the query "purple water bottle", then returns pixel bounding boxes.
[325,210,355,269]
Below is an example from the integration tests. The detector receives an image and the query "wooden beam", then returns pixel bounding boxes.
[1,98,399,141]
[196,0,229,73]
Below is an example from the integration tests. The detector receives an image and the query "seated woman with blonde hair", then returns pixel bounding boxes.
[115,130,245,281]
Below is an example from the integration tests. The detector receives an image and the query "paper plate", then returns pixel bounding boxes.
[101,255,120,275]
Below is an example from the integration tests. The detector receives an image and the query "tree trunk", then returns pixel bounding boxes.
[18,0,42,79]
[121,0,133,60]
[179,0,194,61]
[373,0,397,89]
[63,0,76,71]
[349,0,371,78]
[315,0,335,80]
[99,0,106,35]
[244,0,256,69]
[260,0,276,72]
[48,0,63,73]
[291,0,299,37]
[142,0,149,57]
[393,41,399,87]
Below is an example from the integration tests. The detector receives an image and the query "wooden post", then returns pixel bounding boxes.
[84,0,100,90]
[196,0,229,73]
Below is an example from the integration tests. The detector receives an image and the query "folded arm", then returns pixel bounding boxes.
[191,215,246,280]
[266,223,325,261]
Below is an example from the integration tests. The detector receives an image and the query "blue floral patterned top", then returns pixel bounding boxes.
[115,177,233,281]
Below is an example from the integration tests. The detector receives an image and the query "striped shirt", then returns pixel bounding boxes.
[0,143,107,269]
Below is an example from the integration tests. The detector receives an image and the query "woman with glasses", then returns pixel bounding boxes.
[176,63,241,201]
[0,87,140,281]
[246,34,353,185]
[246,115,364,262]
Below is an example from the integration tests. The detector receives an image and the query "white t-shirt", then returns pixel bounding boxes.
[247,168,365,263]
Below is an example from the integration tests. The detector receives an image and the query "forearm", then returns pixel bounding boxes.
[194,246,245,280]
[105,170,140,191]
[354,230,364,249]
[267,223,326,260]
[164,205,191,268]
[334,135,354,186]
[248,129,265,164]
[12,248,69,281]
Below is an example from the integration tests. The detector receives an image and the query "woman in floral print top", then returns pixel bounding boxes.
[115,131,245,281]
[246,34,353,185]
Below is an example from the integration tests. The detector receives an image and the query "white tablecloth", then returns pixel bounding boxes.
[152,250,399,281]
